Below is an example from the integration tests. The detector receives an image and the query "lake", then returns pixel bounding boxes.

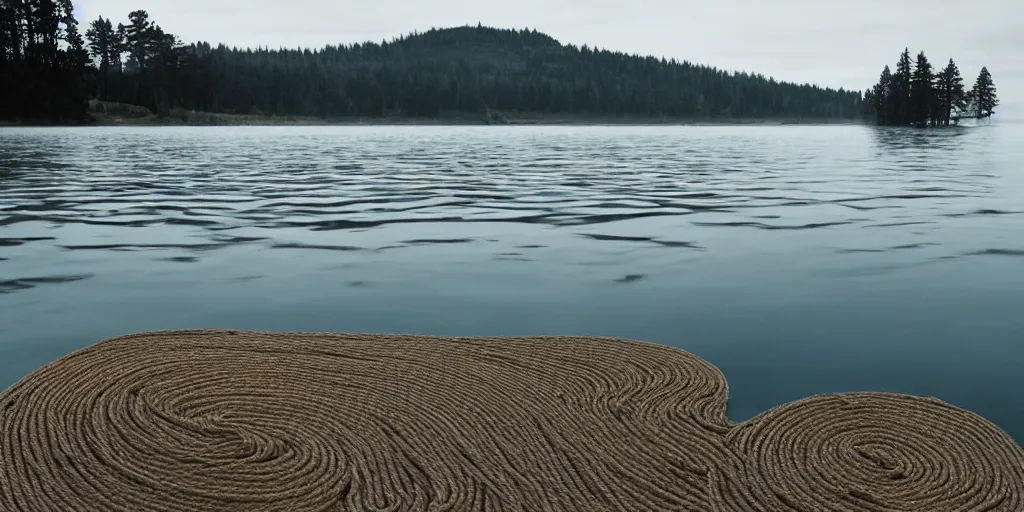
[1,124,1022,441]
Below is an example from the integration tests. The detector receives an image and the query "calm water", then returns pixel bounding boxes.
[1,125,1022,440]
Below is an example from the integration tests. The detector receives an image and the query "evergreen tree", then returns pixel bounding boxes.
[872,65,894,125]
[862,88,876,119]
[86,17,121,99]
[116,23,128,71]
[145,25,185,116]
[970,67,998,119]
[910,51,934,126]
[934,59,965,126]
[124,10,152,71]
[65,18,90,69]
[893,48,913,125]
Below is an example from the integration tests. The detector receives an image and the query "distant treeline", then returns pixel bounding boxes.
[864,49,998,127]
[2,1,866,123]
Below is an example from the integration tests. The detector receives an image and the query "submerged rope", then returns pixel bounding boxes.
[1,330,1021,511]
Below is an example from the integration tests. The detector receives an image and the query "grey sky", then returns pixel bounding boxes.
[78,0,1021,117]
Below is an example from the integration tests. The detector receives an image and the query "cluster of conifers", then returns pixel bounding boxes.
[864,49,998,127]
[2,330,1022,510]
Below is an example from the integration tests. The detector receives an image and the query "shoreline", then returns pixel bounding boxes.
[89,112,868,127]
[3,103,869,127]
[6,117,870,128]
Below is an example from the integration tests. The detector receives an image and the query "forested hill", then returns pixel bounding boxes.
[96,24,865,120]
[2,2,866,122]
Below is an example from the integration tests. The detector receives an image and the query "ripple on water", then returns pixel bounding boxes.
[0,237,55,247]
[970,249,1024,257]
[0,275,95,294]
[0,125,1013,299]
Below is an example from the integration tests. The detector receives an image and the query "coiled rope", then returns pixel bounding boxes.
[1,330,1021,511]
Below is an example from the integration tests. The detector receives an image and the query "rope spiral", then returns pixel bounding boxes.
[1,330,1021,511]
[722,393,1024,511]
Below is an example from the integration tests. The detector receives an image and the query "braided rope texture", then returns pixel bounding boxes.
[1,330,1022,511]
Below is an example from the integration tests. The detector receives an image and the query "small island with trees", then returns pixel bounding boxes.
[864,49,998,127]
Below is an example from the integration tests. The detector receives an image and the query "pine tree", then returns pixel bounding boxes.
[146,25,185,116]
[970,67,998,119]
[86,17,120,99]
[124,10,152,71]
[115,23,128,72]
[862,88,876,119]
[910,51,934,126]
[872,65,893,125]
[933,59,965,126]
[64,18,89,68]
[893,48,913,125]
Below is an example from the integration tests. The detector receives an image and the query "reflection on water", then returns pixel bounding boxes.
[1,124,1023,440]
[870,125,973,150]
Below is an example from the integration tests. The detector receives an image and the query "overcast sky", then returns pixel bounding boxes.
[77,0,1020,117]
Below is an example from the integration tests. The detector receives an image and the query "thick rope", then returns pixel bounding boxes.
[1,330,1021,511]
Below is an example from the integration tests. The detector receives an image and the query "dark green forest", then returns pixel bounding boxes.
[0,0,91,122]
[2,1,868,123]
[865,49,997,127]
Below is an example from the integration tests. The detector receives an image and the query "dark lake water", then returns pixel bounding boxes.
[1,124,1022,440]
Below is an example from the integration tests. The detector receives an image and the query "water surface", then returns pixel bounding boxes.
[1,125,1022,439]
